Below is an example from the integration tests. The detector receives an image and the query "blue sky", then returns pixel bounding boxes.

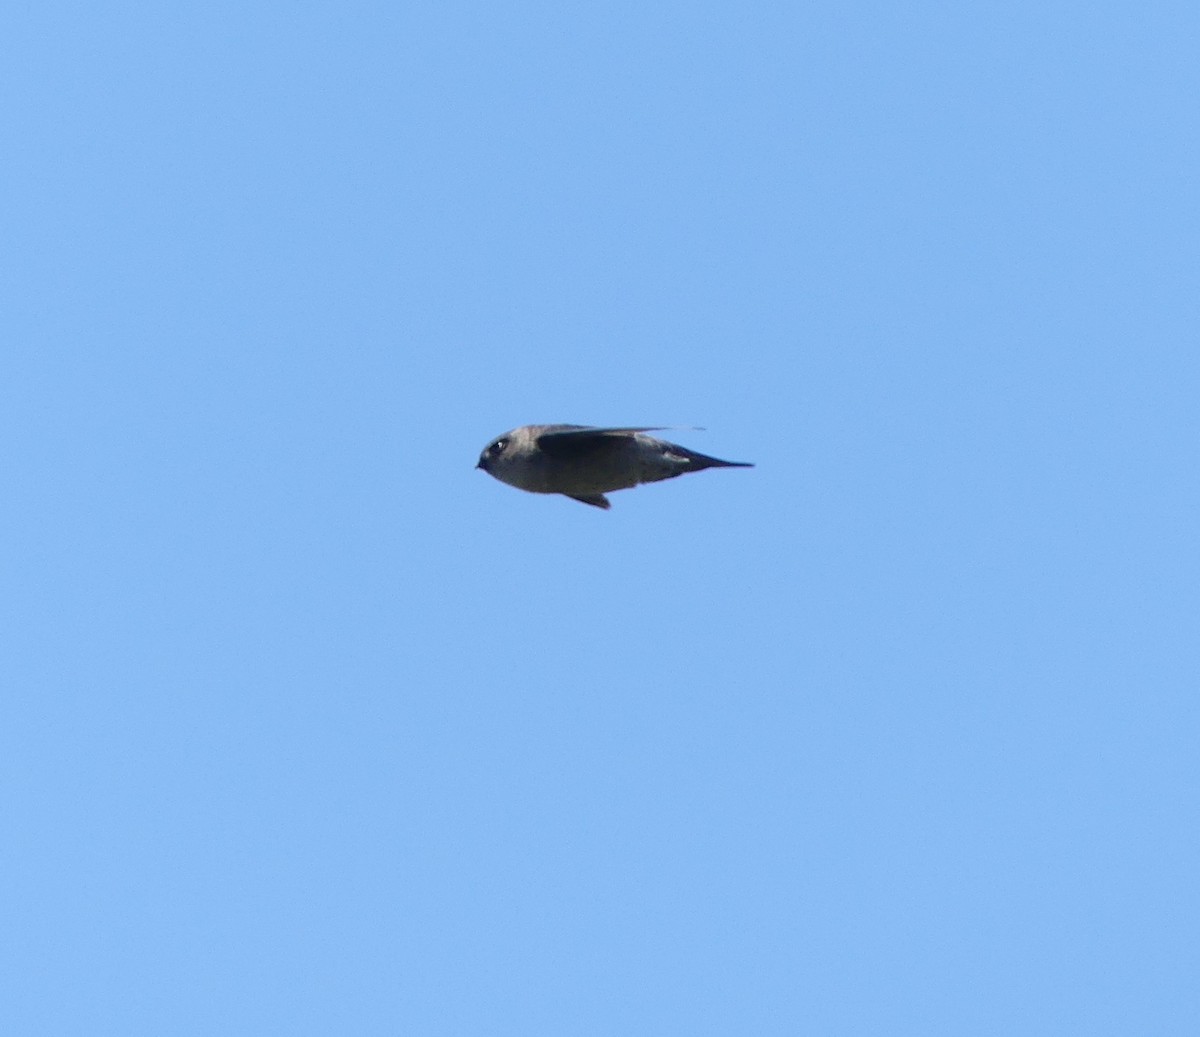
[3,1,1197,1033]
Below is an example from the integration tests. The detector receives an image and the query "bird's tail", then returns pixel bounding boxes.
[676,447,754,471]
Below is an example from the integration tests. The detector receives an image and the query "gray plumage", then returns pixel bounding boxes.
[475,424,753,509]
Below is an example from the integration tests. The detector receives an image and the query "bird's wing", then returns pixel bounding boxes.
[568,493,612,509]
[535,426,669,460]
[538,426,670,440]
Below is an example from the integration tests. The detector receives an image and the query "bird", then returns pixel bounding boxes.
[475,424,753,509]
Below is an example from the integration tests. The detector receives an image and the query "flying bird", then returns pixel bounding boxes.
[475,424,753,509]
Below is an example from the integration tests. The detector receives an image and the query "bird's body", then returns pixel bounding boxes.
[476,424,752,508]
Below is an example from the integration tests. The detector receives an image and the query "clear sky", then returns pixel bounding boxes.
[3,2,1197,1033]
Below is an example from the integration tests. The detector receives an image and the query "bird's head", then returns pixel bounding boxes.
[476,435,509,473]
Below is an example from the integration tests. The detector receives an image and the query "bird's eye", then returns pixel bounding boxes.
[491,439,507,455]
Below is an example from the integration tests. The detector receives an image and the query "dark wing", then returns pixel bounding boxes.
[535,426,669,461]
[538,425,669,439]
[568,493,612,509]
